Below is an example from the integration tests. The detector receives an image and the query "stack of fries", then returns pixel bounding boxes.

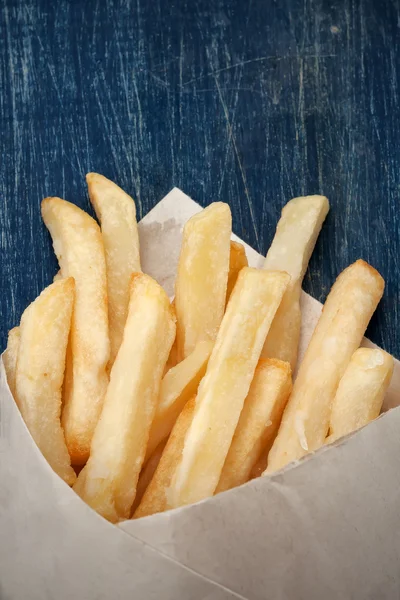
[3,174,394,524]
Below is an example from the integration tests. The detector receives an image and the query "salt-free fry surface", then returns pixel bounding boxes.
[75,273,175,522]
[87,173,141,368]
[169,267,290,508]
[42,197,110,465]
[15,279,76,485]
[266,260,384,473]
[263,195,329,370]
[175,202,231,361]
[327,347,393,443]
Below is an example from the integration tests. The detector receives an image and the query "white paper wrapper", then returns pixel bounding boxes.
[1,188,400,600]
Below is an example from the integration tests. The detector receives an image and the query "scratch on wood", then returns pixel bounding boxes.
[214,75,260,249]
[181,54,337,87]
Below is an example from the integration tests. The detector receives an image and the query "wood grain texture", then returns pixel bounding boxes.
[1,0,399,355]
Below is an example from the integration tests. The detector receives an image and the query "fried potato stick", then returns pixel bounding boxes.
[266,260,384,473]
[15,279,76,485]
[326,347,393,444]
[175,202,231,361]
[226,241,248,304]
[3,326,20,399]
[74,273,175,522]
[164,299,178,372]
[262,195,329,370]
[169,267,290,508]
[42,197,109,465]
[249,452,269,480]
[134,398,195,519]
[87,173,141,367]
[131,440,167,515]
[145,340,213,463]
[216,358,292,493]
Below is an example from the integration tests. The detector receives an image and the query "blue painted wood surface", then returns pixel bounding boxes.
[1,0,399,354]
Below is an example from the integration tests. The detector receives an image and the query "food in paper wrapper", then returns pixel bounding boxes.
[3,179,395,534]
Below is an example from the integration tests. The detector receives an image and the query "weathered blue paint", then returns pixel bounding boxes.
[1,0,399,354]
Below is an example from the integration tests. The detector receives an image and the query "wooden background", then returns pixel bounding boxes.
[1,0,399,354]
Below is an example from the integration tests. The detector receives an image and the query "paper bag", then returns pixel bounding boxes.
[1,189,400,600]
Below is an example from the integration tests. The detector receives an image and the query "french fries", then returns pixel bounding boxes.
[42,197,109,465]
[226,241,248,303]
[145,340,213,463]
[87,173,141,367]
[326,348,393,444]
[175,202,231,361]
[249,452,269,480]
[262,195,329,370]
[266,260,384,473]
[164,300,178,372]
[168,268,290,508]
[4,173,396,528]
[15,279,76,485]
[131,440,167,515]
[74,273,175,522]
[216,358,292,493]
[3,326,20,399]
[165,338,178,372]
[134,397,196,519]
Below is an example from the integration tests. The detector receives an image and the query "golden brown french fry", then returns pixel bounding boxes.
[134,397,196,519]
[326,348,393,444]
[74,273,175,522]
[216,358,292,493]
[175,203,231,361]
[262,195,329,370]
[168,267,290,508]
[72,464,87,497]
[145,340,213,463]
[164,299,178,373]
[249,452,269,480]
[226,241,248,304]
[131,439,167,515]
[265,260,384,473]
[41,197,109,465]
[3,327,20,399]
[15,279,76,485]
[87,173,141,367]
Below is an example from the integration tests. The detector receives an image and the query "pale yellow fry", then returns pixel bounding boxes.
[3,327,20,400]
[169,267,290,508]
[266,260,384,473]
[326,347,393,444]
[145,340,213,463]
[15,279,76,485]
[226,241,248,304]
[134,397,196,519]
[87,173,141,367]
[216,358,292,493]
[175,202,231,361]
[74,273,175,522]
[131,439,167,516]
[165,337,178,373]
[41,197,109,465]
[262,195,329,370]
